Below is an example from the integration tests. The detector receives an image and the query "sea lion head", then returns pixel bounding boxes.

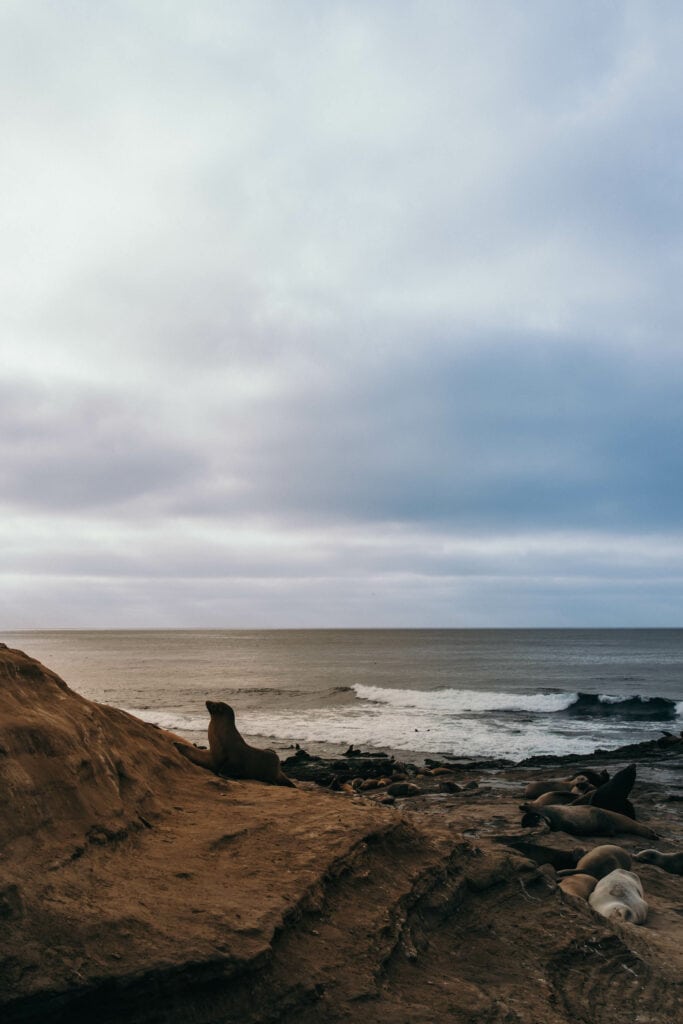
[520,806,542,828]
[633,849,657,864]
[206,701,236,724]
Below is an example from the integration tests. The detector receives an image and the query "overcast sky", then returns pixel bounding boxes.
[2,2,683,628]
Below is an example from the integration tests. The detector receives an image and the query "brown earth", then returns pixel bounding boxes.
[1,642,682,1024]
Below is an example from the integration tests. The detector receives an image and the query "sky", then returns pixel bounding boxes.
[2,1,683,628]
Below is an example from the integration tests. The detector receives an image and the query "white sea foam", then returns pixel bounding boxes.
[353,685,578,715]
[227,704,632,760]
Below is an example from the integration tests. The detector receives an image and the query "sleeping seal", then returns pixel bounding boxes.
[588,869,648,924]
[558,873,597,899]
[175,701,295,787]
[520,804,658,839]
[634,848,683,875]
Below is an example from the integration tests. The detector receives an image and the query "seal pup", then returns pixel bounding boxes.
[520,804,659,839]
[176,701,295,787]
[556,844,632,880]
[588,869,648,924]
[558,873,597,899]
[634,849,683,875]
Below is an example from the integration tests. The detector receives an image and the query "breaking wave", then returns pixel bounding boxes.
[353,685,683,721]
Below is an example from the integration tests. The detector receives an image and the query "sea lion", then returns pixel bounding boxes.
[524,778,583,800]
[571,764,637,819]
[520,803,659,839]
[573,768,610,788]
[557,844,632,880]
[522,790,588,810]
[523,773,597,799]
[588,869,648,924]
[175,701,295,787]
[494,837,585,871]
[634,848,683,875]
[558,873,597,899]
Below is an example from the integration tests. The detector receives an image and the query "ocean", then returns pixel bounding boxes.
[4,629,683,762]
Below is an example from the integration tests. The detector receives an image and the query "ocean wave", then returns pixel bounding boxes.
[564,693,681,720]
[352,685,683,720]
[353,685,577,714]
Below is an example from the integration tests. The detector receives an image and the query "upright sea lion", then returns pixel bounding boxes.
[572,764,636,819]
[634,848,683,875]
[556,844,632,880]
[175,701,295,787]
[558,873,597,899]
[520,803,658,839]
[588,869,648,924]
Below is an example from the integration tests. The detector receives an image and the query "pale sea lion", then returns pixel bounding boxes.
[175,701,295,787]
[558,873,597,899]
[588,869,648,924]
[557,844,632,880]
[520,803,658,839]
[634,849,683,875]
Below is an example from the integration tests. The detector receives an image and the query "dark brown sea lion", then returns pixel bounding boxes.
[520,803,659,839]
[175,701,295,787]
[556,844,632,880]
[572,764,637,819]
[634,849,683,875]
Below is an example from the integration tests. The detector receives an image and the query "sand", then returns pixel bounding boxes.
[1,641,682,1024]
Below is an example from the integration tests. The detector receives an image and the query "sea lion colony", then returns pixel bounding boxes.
[176,705,682,930]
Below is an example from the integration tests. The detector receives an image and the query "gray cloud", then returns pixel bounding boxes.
[1,2,682,626]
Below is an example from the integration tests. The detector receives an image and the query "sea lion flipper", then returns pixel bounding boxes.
[174,741,214,770]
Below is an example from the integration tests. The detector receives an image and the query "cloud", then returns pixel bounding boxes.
[1,2,682,625]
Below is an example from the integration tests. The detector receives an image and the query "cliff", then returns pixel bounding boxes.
[1,643,682,1024]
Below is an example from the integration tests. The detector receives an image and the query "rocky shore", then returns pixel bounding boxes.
[1,642,682,1024]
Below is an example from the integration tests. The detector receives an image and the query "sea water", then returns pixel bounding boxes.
[4,629,683,761]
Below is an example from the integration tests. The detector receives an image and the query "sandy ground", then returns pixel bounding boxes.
[1,642,682,1024]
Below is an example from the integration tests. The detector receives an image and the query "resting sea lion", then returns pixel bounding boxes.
[558,873,597,899]
[520,803,658,839]
[557,844,632,880]
[573,768,610,788]
[522,790,589,810]
[524,777,586,800]
[588,869,648,924]
[634,849,683,875]
[175,701,295,787]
